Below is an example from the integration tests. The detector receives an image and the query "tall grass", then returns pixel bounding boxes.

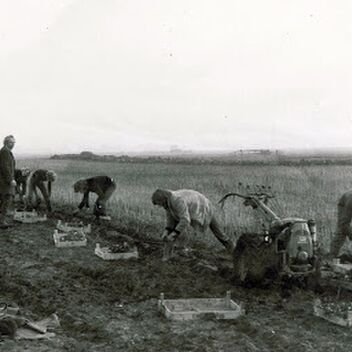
[17,159,352,251]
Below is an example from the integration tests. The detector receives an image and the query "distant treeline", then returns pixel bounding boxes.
[50,151,352,166]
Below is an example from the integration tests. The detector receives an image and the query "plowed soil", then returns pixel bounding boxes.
[0,208,352,352]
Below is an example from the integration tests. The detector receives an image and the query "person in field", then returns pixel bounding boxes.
[73,176,116,220]
[330,190,352,259]
[0,135,16,229]
[26,169,57,213]
[151,188,235,261]
[14,167,30,204]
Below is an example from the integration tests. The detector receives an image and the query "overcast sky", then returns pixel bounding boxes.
[1,0,352,154]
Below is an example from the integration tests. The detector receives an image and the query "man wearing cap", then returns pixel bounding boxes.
[151,188,235,261]
[0,135,16,229]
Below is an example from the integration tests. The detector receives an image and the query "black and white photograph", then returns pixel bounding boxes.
[1,0,352,350]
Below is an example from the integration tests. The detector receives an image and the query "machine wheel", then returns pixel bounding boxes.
[233,233,279,285]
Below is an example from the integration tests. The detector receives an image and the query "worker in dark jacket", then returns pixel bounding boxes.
[26,169,57,212]
[14,167,30,203]
[330,190,352,259]
[0,135,16,229]
[73,176,116,219]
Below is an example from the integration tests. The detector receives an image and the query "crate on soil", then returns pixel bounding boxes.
[158,291,243,321]
[13,210,47,223]
[56,220,91,234]
[94,243,138,260]
[331,261,352,276]
[53,229,87,248]
[314,299,352,327]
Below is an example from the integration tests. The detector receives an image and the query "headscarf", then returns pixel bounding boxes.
[151,189,172,207]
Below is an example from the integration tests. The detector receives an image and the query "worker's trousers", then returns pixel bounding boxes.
[0,194,12,224]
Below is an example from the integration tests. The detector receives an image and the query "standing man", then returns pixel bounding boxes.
[26,169,57,213]
[330,190,352,259]
[73,175,116,220]
[0,135,16,229]
[151,189,235,261]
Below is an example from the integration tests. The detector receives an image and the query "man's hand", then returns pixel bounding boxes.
[72,208,80,215]
[165,231,178,242]
[161,229,169,241]
[10,180,16,187]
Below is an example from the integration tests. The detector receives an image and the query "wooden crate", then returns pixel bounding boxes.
[314,299,352,327]
[53,229,87,248]
[57,220,91,234]
[94,243,138,260]
[332,263,352,275]
[14,210,47,224]
[158,291,243,321]
[320,270,352,291]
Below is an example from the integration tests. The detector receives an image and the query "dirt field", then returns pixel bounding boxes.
[1,208,352,352]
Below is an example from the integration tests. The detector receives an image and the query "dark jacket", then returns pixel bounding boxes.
[0,146,15,195]
[78,176,115,209]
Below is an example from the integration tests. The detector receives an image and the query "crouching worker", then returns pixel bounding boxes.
[73,176,116,220]
[26,169,57,212]
[14,167,30,204]
[151,189,235,261]
[330,190,352,260]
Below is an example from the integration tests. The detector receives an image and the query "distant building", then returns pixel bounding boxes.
[235,149,272,155]
[170,145,182,153]
[170,145,193,154]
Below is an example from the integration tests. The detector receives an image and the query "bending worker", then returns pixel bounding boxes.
[73,175,116,219]
[151,188,235,261]
[27,169,57,212]
[330,190,352,259]
[0,135,16,229]
[14,167,30,203]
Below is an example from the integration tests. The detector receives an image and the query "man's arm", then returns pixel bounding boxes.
[22,178,27,197]
[171,198,191,235]
[165,210,177,232]
[37,181,52,212]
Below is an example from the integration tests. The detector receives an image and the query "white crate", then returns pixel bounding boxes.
[53,229,87,248]
[57,220,91,234]
[158,291,243,321]
[94,243,138,260]
[332,263,352,275]
[14,210,47,223]
[314,299,352,327]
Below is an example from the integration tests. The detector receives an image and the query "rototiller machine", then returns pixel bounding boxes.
[219,185,321,285]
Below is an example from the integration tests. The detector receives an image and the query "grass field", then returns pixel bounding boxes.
[16,158,352,252]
